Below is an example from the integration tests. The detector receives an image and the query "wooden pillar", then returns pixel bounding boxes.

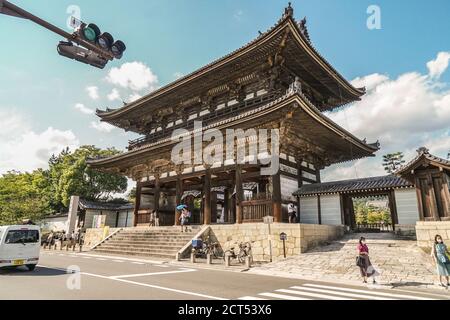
[154,174,160,213]
[175,173,183,226]
[224,188,229,223]
[272,170,282,223]
[315,166,321,183]
[133,182,142,227]
[317,195,322,225]
[297,159,303,223]
[203,168,212,225]
[388,190,399,229]
[428,173,441,221]
[235,165,244,224]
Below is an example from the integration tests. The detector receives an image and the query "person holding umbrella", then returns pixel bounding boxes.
[177,205,190,232]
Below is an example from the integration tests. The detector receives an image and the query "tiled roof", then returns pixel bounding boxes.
[395,147,450,175]
[294,175,413,197]
[78,199,134,211]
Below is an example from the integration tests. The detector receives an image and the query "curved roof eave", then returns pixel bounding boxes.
[88,92,378,168]
[96,15,364,121]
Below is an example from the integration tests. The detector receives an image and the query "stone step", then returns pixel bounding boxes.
[117,232,197,237]
[93,248,176,259]
[104,239,190,246]
[95,247,179,255]
[98,243,184,250]
[111,237,193,242]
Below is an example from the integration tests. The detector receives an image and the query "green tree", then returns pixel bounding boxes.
[0,170,51,224]
[48,145,128,208]
[382,152,405,173]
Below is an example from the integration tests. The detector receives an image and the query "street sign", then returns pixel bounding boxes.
[280,232,287,241]
[263,215,274,224]
[69,16,81,30]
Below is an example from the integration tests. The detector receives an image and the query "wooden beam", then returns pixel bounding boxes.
[175,173,183,226]
[272,170,282,223]
[388,190,399,229]
[203,168,212,225]
[133,182,142,227]
[224,188,229,223]
[317,194,322,225]
[235,165,244,224]
[154,174,160,213]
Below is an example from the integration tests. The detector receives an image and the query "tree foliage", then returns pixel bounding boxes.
[354,199,391,225]
[382,152,405,173]
[0,145,128,224]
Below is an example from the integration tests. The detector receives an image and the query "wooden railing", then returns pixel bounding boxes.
[355,223,393,232]
[241,199,273,223]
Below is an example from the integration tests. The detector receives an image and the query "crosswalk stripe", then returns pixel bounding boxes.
[303,284,435,300]
[277,289,355,300]
[258,292,312,300]
[238,296,268,300]
[289,286,395,300]
[131,262,145,265]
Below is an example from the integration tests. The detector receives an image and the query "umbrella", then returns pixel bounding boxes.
[176,204,187,210]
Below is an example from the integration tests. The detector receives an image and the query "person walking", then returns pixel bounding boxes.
[431,234,450,288]
[149,210,155,227]
[154,210,160,227]
[356,236,378,284]
[288,203,297,223]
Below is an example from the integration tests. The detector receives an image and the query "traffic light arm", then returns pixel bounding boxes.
[0,0,114,60]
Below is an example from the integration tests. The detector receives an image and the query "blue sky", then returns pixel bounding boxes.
[0,0,449,180]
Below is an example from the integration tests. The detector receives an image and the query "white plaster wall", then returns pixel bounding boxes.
[395,188,420,225]
[320,195,342,226]
[281,175,298,202]
[300,197,319,224]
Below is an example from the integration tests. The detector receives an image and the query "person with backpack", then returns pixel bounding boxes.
[431,234,450,288]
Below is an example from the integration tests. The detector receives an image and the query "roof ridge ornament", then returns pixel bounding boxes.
[298,16,311,42]
[416,147,429,155]
[283,2,294,18]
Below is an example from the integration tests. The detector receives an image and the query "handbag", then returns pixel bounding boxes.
[356,256,365,267]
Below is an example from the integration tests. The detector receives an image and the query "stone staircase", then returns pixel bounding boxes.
[92,227,199,259]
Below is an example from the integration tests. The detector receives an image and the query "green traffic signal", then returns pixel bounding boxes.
[82,23,100,42]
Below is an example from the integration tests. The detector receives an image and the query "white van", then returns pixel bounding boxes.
[0,225,40,271]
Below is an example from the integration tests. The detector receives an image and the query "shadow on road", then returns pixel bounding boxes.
[0,266,68,277]
[390,281,434,288]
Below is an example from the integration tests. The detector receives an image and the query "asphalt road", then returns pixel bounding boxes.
[0,250,449,300]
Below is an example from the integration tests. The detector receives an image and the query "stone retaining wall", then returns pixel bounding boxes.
[209,223,345,262]
[84,227,121,248]
[416,221,450,249]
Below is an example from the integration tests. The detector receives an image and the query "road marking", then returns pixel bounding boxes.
[96,258,107,261]
[238,296,268,300]
[112,260,124,263]
[276,288,354,300]
[289,286,395,300]
[82,257,92,259]
[131,262,145,265]
[77,253,164,265]
[110,268,196,279]
[303,284,436,300]
[153,264,170,268]
[258,292,311,300]
[58,254,66,257]
[81,272,227,300]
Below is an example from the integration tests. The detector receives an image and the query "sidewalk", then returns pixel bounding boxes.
[248,233,445,291]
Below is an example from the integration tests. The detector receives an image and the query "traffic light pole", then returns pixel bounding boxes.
[0,0,114,60]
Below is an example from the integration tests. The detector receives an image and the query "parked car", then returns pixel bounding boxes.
[0,225,41,271]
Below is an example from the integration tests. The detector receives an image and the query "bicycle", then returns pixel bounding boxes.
[194,236,222,259]
[223,242,252,264]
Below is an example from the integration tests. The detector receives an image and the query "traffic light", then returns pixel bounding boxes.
[57,22,126,69]
[57,41,108,69]
[77,22,126,59]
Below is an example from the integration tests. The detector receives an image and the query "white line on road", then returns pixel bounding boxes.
[303,284,436,300]
[76,253,164,265]
[81,272,227,300]
[276,288,354,300]
[153,264,170,268]
[289,286,395,300]
[112,260,124,263]
[96,258,107,261]
[110,268,197,279]
[238,296,268,300]
[258,292,311,300]
[131,262,145,265]
[82,257,92,259]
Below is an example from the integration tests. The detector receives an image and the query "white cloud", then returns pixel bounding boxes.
[106,61,159,91]
[107,88,121,101]
[90,121,116,133]
[0,110,79,174]
[234,9,244,20]
[427,51,450,78]
[86,86,99,100]
[74,103,95,115]
[322,52,450,181]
